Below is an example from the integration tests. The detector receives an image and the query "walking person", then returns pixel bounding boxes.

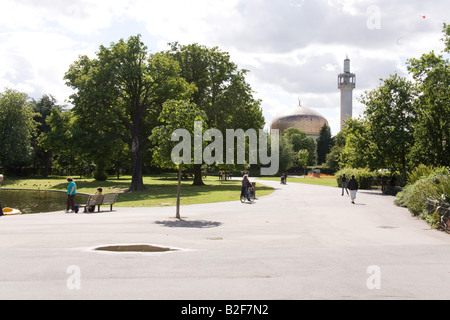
[341,174,349,196]
[65,177,77,213]
[241,174,252,201]
[280,173,287,185]
[347,175,359,204]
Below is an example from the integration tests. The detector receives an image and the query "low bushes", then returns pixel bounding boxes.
[395,166,449,228]
[335,168,394,189]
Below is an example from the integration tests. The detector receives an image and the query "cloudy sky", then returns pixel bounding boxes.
[1,0,449,136]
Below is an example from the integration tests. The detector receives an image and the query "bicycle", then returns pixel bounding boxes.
[240,187,255,203]
[437,206,450,232]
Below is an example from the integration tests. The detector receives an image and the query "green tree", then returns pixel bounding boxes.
[407,51,449,167]
[340,118,377,169]
[442,22,450,52]
[151,100,207,219]
[297,149,309,175]
[325,147,341,172]
[278,135,296,174]
[316,124,333,165]
[169,43,265,185]
[282,128,316,165]
[65,35,194,191]
[404,23,450,167]
[70,110,133,181]
[0,89,37,170]
[325,130,346,172]
[359,73,416,174]
[32,94,64,176]
[39,109,82,176]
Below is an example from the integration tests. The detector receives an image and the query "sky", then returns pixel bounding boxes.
[0,0,449,136]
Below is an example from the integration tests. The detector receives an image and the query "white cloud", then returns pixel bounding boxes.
[0,31,94,102]
[0,0,131,35]
[129,0,241,49]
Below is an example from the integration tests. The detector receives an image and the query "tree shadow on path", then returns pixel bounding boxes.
[154,219,223,229]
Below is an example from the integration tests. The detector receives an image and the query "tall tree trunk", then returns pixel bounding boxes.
[129,135,145,192]
[192,164,205,186]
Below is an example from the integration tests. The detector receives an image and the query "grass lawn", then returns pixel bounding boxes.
[259,175,338,188]
[1,175,274,208]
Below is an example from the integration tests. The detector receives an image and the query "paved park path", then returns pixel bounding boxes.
[0,179,449,300]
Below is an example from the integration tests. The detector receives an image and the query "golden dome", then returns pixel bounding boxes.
[270,102,329,138]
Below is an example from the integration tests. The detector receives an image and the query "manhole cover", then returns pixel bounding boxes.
[95,244,177,253]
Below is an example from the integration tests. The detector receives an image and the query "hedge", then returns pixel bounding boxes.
[335,168,395,189]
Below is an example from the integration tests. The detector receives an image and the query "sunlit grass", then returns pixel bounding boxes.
[2,175,274,207]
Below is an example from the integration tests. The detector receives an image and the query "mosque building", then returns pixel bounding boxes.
[270,100,329,140]
[270,57,356,138]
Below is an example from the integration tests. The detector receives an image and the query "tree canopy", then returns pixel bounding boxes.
[151,100,208,218]
[64,35,194,191]
[0,89,37,170]
[407,51,449,167]
[359,73,416,174]
[316,124,333,165]
[168,43,265,184]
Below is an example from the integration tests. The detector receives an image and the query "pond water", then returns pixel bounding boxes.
[0,190,88,214]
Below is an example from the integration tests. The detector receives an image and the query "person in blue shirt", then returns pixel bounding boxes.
[66,177,77,213]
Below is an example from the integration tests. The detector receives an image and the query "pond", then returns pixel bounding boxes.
[0,189,88,214]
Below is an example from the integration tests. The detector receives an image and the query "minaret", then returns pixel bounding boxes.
[338,56,356,131]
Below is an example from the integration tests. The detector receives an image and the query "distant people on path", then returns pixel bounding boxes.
[341,174,349,196]
[280,173,287,185]
[65,177,77,213]
[347,175,359,204]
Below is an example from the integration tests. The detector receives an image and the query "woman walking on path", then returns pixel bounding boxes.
[347,175,359,204]
[65,177,77,213]
[341,174,349,196]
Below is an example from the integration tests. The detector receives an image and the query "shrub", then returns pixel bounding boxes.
[395,166,449,218]
[94,169,108,182]
[405,178,436,216]
[335,168,396,189]
[407,164,435,185]
[395,184,414,208]
[426,169,450,206]
[335,168,370,189]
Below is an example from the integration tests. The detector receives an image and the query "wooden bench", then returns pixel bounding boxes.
[101,193,118,211]
[82,194,118,213]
